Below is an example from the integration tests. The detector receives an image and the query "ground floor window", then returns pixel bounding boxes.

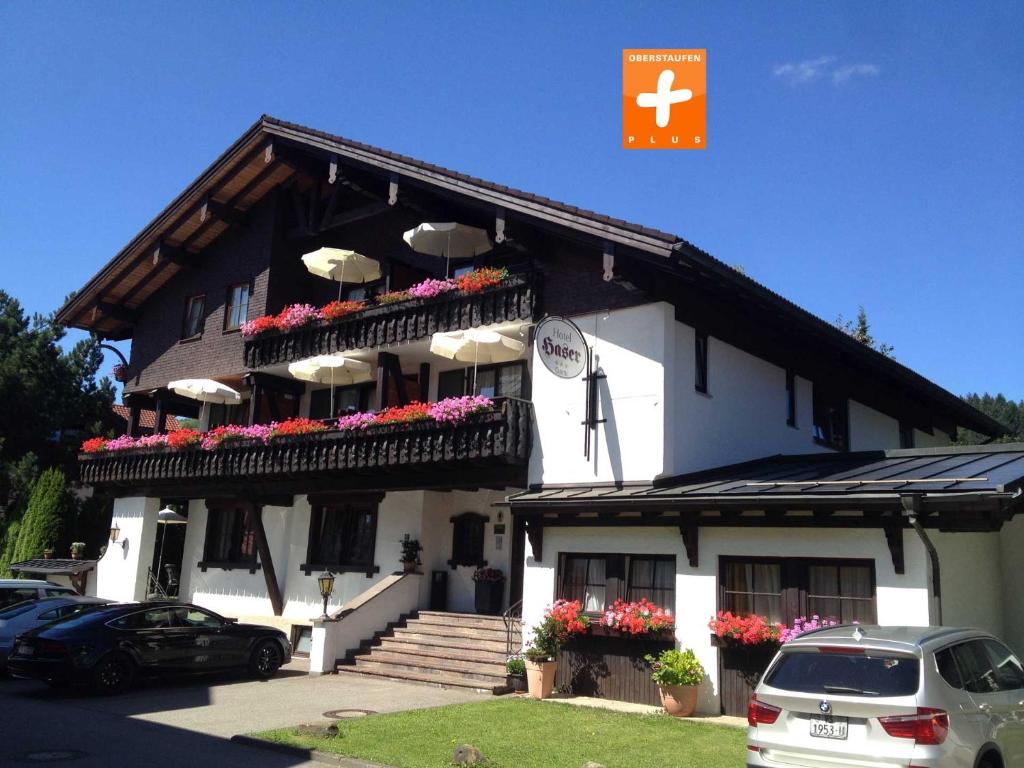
[557,553,675,613]
[719,556,876,625]
[303,495,379,574]
[202,501,258,568]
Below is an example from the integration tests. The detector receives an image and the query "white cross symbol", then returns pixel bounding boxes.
[635,69,693,128]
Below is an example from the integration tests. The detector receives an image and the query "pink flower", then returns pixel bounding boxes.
[407,278,457,299]
[336,412,378,431]
[427,395,494,423]
[274,304,322,330]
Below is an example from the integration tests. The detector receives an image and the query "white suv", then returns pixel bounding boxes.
[747,625,1024,768]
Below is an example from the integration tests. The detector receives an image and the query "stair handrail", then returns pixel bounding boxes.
[503,598,523,657]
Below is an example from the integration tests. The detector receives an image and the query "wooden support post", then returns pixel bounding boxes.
[418,362,431,402]
[152,394,167,435]
[884,520,905,575]
[248,377,263,426]
[248,506,283,616]
[679,523,699,568]
[524,518,544,561]
[127,405,142,438]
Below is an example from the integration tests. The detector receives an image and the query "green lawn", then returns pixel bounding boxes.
[254,699,746,768]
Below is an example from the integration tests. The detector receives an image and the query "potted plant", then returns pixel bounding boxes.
[645,648,706,717]
[506,655,527,692]
[70,542,86,560]
[400,539,423,574]
[523,599,589,699]
[43,548,55,560]
[472,567,504,615]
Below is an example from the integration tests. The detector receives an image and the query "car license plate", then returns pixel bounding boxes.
[809,716,847,739]
[15,643,34,657]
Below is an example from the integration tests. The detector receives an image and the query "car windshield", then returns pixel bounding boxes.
[40,605,113,630]
[764,649,920,696]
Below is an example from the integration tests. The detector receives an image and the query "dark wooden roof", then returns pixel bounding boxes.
[54,115,1008,437]
[508,443,1024,507]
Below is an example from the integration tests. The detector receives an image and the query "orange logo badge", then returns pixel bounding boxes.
[623,49,706,150]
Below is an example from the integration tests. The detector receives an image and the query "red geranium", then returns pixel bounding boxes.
[374,402,431,425]
[321,299,367,322]
[708,611,782,646]
[240,315,278,337]
[81,437,107,453]
[270,417,328,438]
[600,598,675,636]
[165,429,201,450]
[455,267,508,294]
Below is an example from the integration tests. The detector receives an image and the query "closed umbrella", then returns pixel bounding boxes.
[429,329,525,392]
[301,248,382,300]
[288,354,372,416]
[402,222,492,277]
[168,378,242,405]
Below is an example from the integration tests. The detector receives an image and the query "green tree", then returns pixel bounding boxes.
[13,468,71,563]
[835,306,895,358]
[957,393,1023,445]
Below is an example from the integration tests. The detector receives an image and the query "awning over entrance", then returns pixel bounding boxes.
[9,559,97,577]
[508,444,1024,514]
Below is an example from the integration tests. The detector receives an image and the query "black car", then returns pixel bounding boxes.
[7,602,291,694]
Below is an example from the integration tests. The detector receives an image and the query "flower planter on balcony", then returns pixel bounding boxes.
[78,398,532,493]
[243,273,538,368]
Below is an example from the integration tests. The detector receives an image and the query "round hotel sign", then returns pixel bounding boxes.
[536,317,587,379]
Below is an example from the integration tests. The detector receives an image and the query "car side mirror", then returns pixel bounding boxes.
[224,617,237,624]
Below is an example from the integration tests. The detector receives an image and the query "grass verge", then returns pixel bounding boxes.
[253,698,745,768]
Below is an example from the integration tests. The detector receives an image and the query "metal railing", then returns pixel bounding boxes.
[503,598,523,657]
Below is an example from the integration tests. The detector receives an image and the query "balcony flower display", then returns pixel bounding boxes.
[375,290,411,305]
[427,395,493,423]
[201,423,274,450]
[320,299,367,322]
[780,615,841,643]
[708,611,783,647]
[472,567,504,583]
[407,278,457,299]
[81,436,108,453]
[600,598,675,636]
[374,401,431,425]
[336,412,378,431]
[166,429,201,450]
[269,417,327,439]
[456,266,508,294]
[275,303,322,330]
[239,315,278,337]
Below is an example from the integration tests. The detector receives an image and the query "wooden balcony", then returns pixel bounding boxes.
[243,273,538,369]
[78,398,532,496]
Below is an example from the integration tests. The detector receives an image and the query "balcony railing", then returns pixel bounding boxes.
[79,398,532,491]
[243,273,538,369]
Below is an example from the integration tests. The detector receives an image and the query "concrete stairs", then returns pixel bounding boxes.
[336,610,510,693]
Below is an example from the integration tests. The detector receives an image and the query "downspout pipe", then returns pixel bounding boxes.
[901,494,942,625]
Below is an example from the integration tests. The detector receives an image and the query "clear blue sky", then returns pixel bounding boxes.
[1,2,1021,399]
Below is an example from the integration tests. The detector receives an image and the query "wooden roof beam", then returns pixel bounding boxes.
[200,196,248,229]
[94,301,138,325]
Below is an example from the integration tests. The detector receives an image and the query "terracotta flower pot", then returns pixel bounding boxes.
[525,659,556,699]
[658,684,699,717]
[402,561,417,574]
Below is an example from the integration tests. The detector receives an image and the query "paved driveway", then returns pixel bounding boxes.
[2,661,487,766]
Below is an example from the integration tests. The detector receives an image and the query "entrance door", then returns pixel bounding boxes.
[151,500,188,598]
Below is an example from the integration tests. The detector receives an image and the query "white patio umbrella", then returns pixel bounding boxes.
[168,378,242,405]
[429,328,525,393]
[301,247,382,300]
[288,354,373,416]
[402,222,492,277]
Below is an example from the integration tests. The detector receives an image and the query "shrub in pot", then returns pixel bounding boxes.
[472,567,505,615]
[523,599,589,699]
[645,648,706,717]
[506,655,526,692]
[399,539,422,574]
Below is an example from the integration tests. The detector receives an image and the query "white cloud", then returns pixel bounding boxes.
[773,56,880,86]
[772,56,836,85]
[832,63,881,83]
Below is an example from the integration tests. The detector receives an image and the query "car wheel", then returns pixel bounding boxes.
[249,639,283,679]
[92,652,135,695]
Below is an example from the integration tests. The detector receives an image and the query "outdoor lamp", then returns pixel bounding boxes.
[318,570,335,619]
[109,522,129,553]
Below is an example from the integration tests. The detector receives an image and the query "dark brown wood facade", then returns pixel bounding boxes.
[80,397,531,495]
[555,627,675,706]
[244,273,538,369]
